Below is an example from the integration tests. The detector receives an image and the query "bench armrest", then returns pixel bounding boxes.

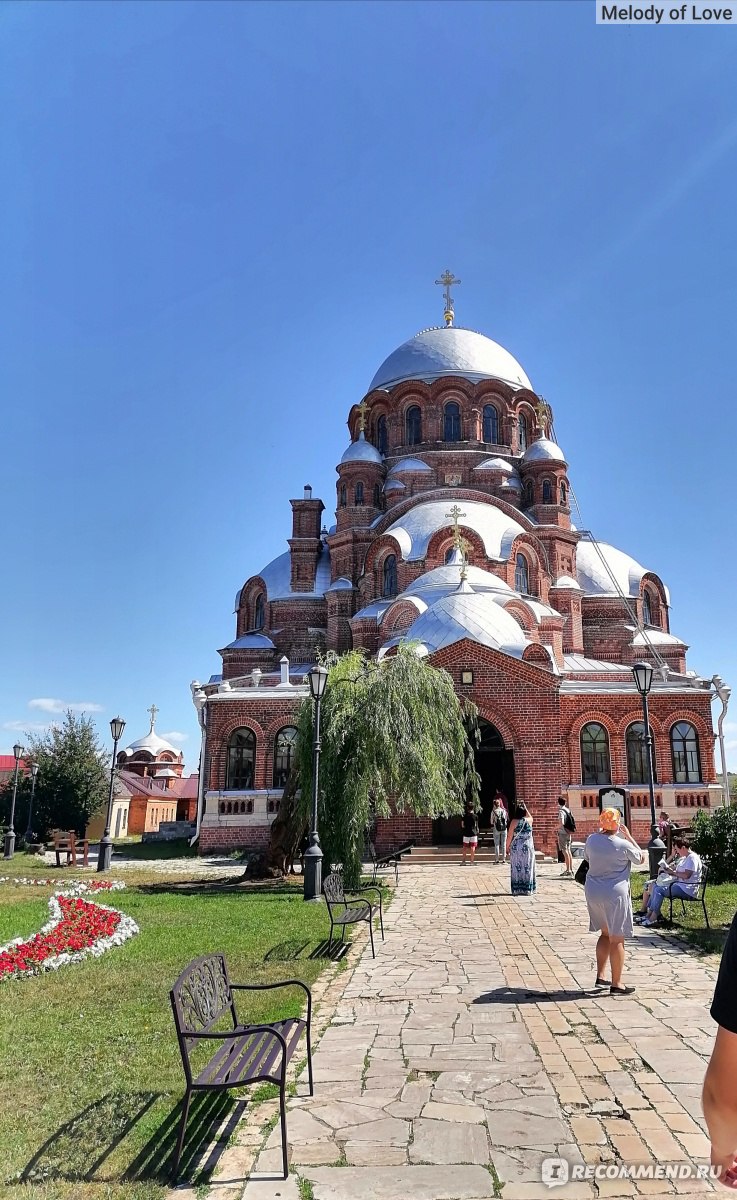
[230,979,312,1025]
[347,886,382,906]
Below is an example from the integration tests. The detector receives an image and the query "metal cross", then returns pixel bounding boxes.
[435,270,461,326]
[445,505,466,549]
[535,398,552,436]
[147,703,159,732]
[357,398,368,433]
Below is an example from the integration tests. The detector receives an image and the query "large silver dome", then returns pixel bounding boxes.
[369,326,532,392]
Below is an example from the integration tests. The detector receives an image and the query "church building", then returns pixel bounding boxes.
[192,278,721,856]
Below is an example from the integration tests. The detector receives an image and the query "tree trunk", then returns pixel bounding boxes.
[258,769,307,877]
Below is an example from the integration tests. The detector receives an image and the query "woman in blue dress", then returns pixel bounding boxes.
[508,805,536,895]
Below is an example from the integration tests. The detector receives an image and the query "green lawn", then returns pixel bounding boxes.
[0,861,334,1200]
[110,836,200,860]
[630,869,737,955]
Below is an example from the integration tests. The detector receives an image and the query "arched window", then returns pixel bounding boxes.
[542,479,553,503]
[254,593,265,630]
[406,405,422,446]
[382,554,397,598]
[273,726,297,789]
[523,481,534,507]
[642,591,653,626]
[339,484,347,508]
[515,553,529,594]
[518,414,528,452]
[626,721,657,784]
[482,405,499,444]
[226,728,256,790]
[354,482,364,506]
[376,415,388,456]
[373,482,382,508]
[444,402,461,442]
[671,722,701,783]
[580,722,611,785]
[559,480,567,505]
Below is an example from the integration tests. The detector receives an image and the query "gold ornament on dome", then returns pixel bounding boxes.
[535,398,552,436]
[435,270,461,327]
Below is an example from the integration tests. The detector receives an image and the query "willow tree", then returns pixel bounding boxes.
[267,645,479,887]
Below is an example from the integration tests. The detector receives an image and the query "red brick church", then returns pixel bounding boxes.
[193,280,721,856]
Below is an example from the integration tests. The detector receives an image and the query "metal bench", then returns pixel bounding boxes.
[169,954,313,1180]
[667,859,710,929]
[368,838,415,885]
[323,871,384,958]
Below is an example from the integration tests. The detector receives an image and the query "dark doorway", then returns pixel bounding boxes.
[433,719,516,844]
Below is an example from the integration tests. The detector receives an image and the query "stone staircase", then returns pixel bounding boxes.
[401,844,555,865]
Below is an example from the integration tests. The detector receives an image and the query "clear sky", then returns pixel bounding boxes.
[2,0,736,772]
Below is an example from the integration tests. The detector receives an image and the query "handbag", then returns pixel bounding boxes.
[574,858,589,886]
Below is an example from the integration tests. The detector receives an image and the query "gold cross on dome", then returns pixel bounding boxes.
[147,703,159,732]
[357,398,368,433]
[435,270,461,326]
[445,505,466,550]
[535,398,552,436]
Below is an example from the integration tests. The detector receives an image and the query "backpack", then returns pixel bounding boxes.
[563,808,576,833]
[494,808,508,831]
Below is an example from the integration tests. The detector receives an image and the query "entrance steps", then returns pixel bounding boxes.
[401,844,555,865]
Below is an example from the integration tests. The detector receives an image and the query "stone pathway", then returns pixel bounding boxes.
[182,863,723,1200]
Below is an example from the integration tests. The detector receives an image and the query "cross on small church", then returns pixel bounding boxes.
[357,397,368,433]
[147,703,159,732]
[445,505,466,548]
[435,270,461,326]
[535,398,552,436]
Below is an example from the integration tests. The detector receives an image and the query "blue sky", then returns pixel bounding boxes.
[2,0,736,770]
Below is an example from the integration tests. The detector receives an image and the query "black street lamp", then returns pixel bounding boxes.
[98,717,125,873]
[303,664,328,902]
[23,762,40,846]
[3,743,23,860]
[632,662,666,879]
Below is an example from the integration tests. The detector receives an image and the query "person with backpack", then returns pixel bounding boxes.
[461,799,480,865]
[491,795,508,864]
[557,796,576,878]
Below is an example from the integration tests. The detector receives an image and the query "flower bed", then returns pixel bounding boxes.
[0,877,125,893]
[0,882,138,981]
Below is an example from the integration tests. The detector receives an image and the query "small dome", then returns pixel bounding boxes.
[387,458,432,475]
[223,633,276,650]
[326,577,354,592]
[399,589,530,658]
[576,537,668,600]
[384,479,406,493]
[369,326,532,392]
[499,471,522,490]
[340,431,383,465]
[473,457,515,473]
[522,438,567,464]
[552,574,581,590]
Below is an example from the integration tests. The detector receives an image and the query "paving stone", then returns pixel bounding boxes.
[421,1101,486,1123]
[303,1164,496,1199]
[409,1118,489,1164]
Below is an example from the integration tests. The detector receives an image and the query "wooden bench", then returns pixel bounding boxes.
[667,858,710,929]
[323,871,384,958]
[170,954,313,1180]
[368,839,414,885]
[51,830,90,868]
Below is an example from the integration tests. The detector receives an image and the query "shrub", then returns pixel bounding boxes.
[691,806,737,884]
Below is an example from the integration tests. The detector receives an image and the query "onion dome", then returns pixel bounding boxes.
[522,437,567,464]
[369,326,532,392]
[340,430,383,465]
[122,708,182,760]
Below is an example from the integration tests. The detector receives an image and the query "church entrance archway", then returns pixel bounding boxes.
[432,719,516,845]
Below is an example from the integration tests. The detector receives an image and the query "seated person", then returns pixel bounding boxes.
[635,848,682,918]
[640,837,702,927]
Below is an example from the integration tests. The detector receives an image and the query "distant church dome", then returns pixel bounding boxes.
[368,326,532,392]
[340,430,383,465]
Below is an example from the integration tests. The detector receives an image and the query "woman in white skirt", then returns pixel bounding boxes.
[584,808,645,996]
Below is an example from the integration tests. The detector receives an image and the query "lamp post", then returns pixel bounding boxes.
[98,717,125,873]
[3,743,23,860]
[23,762,40,846]
[632,663,666,879]
[712,675,732,808]
[303,664,328,902]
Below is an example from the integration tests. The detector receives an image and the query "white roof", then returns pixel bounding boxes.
[385,499,525,562]
[399,587,530,658]
[254,543,332,601]
[387,458,432,475]
[631,628,685,647]
[473,457,515,472]
[369,326,532,392]
[123,731,181,757]
[223,633,276,650]
[576,537,668,601]
[553,574,581,590]
[563,654,630,674]
[399,561,514,601]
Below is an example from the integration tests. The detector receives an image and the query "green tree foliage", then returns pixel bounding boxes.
[288,646,479,887]
[7,712,109,840]
[691,804,737,884]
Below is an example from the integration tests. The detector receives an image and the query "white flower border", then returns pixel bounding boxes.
[0,880,138,981]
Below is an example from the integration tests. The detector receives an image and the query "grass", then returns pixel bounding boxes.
[110,836,199,861]
[0,858,335,1200]
[631,869,737,954]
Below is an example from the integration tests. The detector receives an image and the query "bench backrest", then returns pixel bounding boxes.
[170,954,237,1078]
[323,871,345,910]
